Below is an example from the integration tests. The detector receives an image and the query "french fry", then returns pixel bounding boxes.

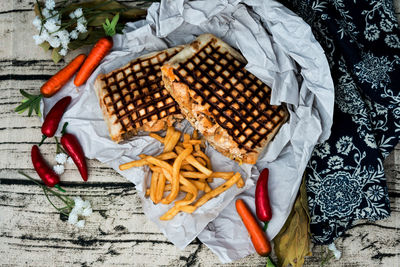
[160,193,194,221]
[191,180,211,192]
[175,146,212,176]
[181,171,208,179]
[132,127,243,220]
[181,164,196,171]
[156,172,166,203]
[196,157,207,166]
[193,150,211,167]
[164,131,181,153]
[165,145,193,203]
[150,172,160,203]
[194,172,242,208]
[210,172,235,179]
[236,176,245,188]
[148,157,198,204]
[139,151,177,161]
[119,159,147,170]
[120,152,178,170]
[149,133,165,143]
[192,130,198,139]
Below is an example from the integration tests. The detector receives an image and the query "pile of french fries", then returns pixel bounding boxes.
[119,126,244,220]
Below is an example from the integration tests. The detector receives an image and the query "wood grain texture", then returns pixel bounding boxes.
[0,0,399,266]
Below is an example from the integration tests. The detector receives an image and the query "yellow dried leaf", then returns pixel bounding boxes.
[273,174,312,267]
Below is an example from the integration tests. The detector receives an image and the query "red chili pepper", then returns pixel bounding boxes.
[255,168,272,231]
[31,145,64,191]
[60,123,88,181]
[39,96,72,146]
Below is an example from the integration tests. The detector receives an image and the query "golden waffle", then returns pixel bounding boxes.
[94,47,184,142]
[162,34,288,164]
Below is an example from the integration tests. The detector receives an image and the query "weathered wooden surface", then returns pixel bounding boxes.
[0,1,399,266]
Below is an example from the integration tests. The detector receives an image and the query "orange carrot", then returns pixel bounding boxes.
[41,54,86,97]
[236,199,271,256]
[74,37,113,86]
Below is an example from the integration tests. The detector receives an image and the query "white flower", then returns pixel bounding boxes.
[32,16,42,30]
[55,153,68,164]
[328,243,341,260]
[380,19,393,32]
[364,25,379,41]
[71,205,83,216]
[74,197,84,210]
[45,0,55,10]
[82,200,91,209]
[59,48,68,56]
[67,157,74,164]
[82,206,93,217]
[44,19,60,33]
[69,30,79,40]
[75,220,85,228]
[68,211,78,225]
[42,8,51,19]
[76,22,87,33]
[384,34,400,49]
[327,156,344,170]
[40,29,50,42]
[48,36,61,48]
[336,136,353,155]
[364,133,377,148]
[77,16,87,25]
[33,35,44,45]
[74,8,83,18]
[53,164,65,175]
[57,30,70,48]
[69,12,76,19]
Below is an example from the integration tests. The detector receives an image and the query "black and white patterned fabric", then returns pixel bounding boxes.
[279,0,400,244]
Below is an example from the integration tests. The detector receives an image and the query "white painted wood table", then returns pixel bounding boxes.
[1,1,399,266]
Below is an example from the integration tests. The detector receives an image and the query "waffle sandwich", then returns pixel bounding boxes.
[94,47,184,142]
[162,34,288,164]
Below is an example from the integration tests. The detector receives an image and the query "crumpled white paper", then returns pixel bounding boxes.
[42,0,334,263]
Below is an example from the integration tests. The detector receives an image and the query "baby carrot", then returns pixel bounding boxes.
[41,54,86,97]
[236,199,271,256]
[73,37,113,86]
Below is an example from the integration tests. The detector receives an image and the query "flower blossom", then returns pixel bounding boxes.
[55,153,68,164]
[74,8,83,18]
[53,164,65,175]
[45,0,56,10]
[32,16,42,30]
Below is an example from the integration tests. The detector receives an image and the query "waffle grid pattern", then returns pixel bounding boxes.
[173,42,286,151]
[101,49,181,132]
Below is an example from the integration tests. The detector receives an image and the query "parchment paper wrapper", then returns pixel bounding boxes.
[42,0,334,263]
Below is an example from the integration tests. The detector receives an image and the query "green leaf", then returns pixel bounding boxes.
[15,90,42,117]
[19,89,35,99]
[103,13,119,36]
[273,174,312,267]
[39,42,51,52]
[51,47,63,63]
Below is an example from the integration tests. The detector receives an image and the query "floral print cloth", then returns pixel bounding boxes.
[279,0,400,244]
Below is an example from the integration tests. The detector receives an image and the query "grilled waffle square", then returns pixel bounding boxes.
[94,47,184,142]
[162,34,288,164]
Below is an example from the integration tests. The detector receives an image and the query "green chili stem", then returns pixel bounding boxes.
[43,188,70,216]
[18,171,73,208]
[263,221,269,232]
[55,136,67,154]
